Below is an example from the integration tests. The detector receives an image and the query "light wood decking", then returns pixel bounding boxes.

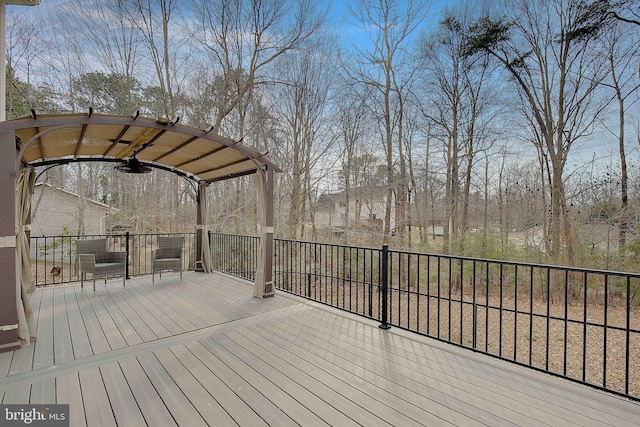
[0,271,639,426]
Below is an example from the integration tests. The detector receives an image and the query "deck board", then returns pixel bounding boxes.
[136,352,208,427]
[272,308,576,426]
[95,289,144,347]
[0,348,11,401]
[0,271,638,427]
[128,282,200,331]
[100,361,148,426]
[7,337,35,378]
[102,285,158,343]
[241,323,469,426]
[142,281,223,328]
[227,328,403,426]
[56,372,87,427]
[86,291,128,351]
[198,336,331,426]
[153,347,238,425]
[216,332,361,427]
[121,283,187,335]
[2,384,31,404]
[33,283,54,370]
[118,357,177,427]
[29,378,56,404]
[75,289,111,354]
[64,286,93,360]
[7,291,40,378]
[78,367,116,426]
[53,287,74,364]
[133,281,205,330]
[0,352,9,401]
[186,341,297,427]
[107,284,171,340]
[299,307,628,426]
[236,323,469,426]
[169,344,269,427]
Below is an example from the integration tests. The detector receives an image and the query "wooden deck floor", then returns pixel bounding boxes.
[0,271,639,426]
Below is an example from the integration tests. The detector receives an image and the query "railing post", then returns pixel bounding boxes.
[473,304,477,349]
[125,232,130,279]
[208,230,212,271]
[379,244,391,330]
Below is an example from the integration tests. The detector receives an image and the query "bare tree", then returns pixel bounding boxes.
[336,86,370,233]
[571,0,640,34]
[120,0,182,119]
[418,14,466,253]
[122,0,190,232]
[346,0,431,243]
[273,38,339,239]
[417,6,499,254]
[595,25,640,250]
[60,0,141,113]
[186,0,325,137]
[419,120,446,244]
[465,0,608,264]
[5,10,52,117]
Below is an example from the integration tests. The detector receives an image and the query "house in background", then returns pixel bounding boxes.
[314,187,393,234]
[31,182,117,237]
[314,187,447,240]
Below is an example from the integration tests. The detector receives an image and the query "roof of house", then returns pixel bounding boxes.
[34,182,117,212]
[317,186,388,206]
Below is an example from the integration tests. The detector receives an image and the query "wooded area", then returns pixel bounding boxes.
[9,0,640,271]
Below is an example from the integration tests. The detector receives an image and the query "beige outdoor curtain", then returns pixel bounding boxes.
[16,166,36,345]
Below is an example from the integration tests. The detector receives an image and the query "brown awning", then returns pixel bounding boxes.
[12,112,280,182]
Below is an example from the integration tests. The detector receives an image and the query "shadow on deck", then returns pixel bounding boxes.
[0,271,639,426]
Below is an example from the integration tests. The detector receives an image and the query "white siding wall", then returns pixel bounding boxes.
[31,185,112,237]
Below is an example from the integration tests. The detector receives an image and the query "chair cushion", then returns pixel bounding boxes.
[95,262,122,267]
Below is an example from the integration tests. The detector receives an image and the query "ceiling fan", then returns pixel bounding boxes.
[114,151,152,174]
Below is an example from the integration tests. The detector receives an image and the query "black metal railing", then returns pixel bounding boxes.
[381,247,640,401]
[274,238,384,322]
[30,232,197,286]
[209,232,260,281]
[209,233,640,401]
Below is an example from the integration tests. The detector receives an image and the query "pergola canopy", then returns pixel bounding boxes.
[0,112,277,353]
[13,112,280,182]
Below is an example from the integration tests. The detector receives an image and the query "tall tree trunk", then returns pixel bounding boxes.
[612,64,628,250]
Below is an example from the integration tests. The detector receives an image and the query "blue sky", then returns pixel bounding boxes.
[8,0,452,53]
[324,0,450,51]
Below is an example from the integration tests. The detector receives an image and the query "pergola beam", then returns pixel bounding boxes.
[264,167,275,297]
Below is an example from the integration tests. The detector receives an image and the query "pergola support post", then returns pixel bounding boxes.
[254,167,275,298]
[196,181,210,272]
[196,184,203,271]
[0,129,19,352]
[263,167,275,297]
